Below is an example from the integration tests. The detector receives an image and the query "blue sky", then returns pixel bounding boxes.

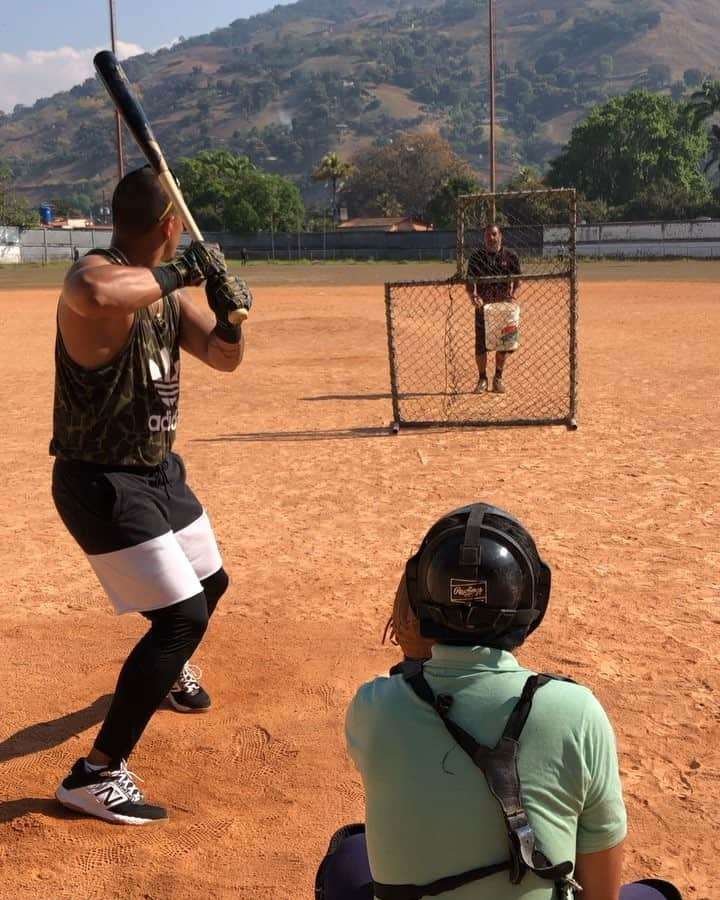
[0,0,295,113]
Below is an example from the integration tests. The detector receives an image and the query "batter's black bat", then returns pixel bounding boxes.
[93,50,248,324]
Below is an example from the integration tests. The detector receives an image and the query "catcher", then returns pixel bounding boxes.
[316,503,683,900]
[466,224,522,394]
[50,165,251,824]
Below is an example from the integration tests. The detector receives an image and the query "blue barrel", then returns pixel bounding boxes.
[39,204,52,225]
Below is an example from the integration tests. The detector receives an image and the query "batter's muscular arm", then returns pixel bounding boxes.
[178,292,244,372]
[62,256,165,319]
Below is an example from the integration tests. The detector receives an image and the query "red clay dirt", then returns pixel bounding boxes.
[0,271,717,899]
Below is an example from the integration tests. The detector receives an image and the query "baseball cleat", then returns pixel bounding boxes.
[56,758,167,825]
[168,662,211,712]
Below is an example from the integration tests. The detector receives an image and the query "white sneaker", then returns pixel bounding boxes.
[56,759,167,825]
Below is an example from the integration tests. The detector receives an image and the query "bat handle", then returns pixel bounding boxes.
[228,308,249,325]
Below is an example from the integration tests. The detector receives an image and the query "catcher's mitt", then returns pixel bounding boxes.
[382,573,434,661]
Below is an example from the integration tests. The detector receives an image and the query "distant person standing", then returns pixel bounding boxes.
[465,224,522,394]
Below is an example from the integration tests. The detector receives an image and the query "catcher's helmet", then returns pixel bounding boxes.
[405,503,551,649]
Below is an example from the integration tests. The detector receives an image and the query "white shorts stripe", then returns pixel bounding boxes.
[174,511,223,582]
[88,511,222,615]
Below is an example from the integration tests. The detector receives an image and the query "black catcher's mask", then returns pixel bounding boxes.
[405,503,551,649]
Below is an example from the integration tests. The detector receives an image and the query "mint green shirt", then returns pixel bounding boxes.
[346,645,627,899]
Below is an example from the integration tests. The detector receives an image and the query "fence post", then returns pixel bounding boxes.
[43,227,48,265]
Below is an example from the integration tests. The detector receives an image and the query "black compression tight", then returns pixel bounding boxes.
[94,568,229,764]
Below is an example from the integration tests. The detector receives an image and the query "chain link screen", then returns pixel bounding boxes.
[385,190,578,430]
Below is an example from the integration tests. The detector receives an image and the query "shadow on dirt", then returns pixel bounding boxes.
[0,694,111,765]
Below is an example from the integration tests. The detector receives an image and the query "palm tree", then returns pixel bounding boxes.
[689,78,720,123]
[311,152,353,224]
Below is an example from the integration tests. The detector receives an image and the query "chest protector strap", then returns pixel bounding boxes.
[372,661,580,900]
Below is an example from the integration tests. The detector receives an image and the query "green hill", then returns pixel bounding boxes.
[1,0,718,206]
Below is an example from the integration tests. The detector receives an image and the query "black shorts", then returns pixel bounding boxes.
[52,452,222,614]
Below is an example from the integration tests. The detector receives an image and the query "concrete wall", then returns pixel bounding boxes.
[0,227,459,263]
[544,220,720,259]
[5,219,720,264]
[16,228,113,263]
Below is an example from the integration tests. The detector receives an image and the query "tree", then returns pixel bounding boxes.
[425,173,483,229]
[501,166,569,225]
[175,149,304,233]
[548,91,711,210]
[311,152,354,224]
[689,80,720,174]
[645,63,672,90]
[690,78,720,122]
[684,68,705,88]
[376,192,404,217]
[0,165,37,228]
[621,178,711,220]
[344,132,476,219]
[535,52,564,77]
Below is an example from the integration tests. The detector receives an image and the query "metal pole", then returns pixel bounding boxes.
[109,0,125,181]
[488,0,497,220]
[568,189,579,430]
[456,196,466,279]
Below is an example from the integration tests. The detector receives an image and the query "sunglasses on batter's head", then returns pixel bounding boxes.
[157,200,175,223]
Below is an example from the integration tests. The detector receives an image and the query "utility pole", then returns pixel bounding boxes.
[488,0,497,219]
[109,0,125,181]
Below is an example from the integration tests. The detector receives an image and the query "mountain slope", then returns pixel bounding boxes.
[1,0,718,206]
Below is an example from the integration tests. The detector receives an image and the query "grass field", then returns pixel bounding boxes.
[0,260,716,899]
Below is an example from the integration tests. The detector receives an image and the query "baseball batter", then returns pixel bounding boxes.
[465,224,522,394]
[51,165,252,824]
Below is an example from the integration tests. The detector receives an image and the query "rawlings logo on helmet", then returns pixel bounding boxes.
[450,579,488,604]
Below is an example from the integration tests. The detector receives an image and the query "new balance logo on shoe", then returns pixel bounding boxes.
[56,758,168,825]
[93,783,129,808]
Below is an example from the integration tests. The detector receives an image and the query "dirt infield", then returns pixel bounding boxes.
[0,264,717,899]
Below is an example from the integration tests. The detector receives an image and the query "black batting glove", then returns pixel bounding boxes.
[152,241,227,296]
[205,271,253,343]
[170,241,227,286]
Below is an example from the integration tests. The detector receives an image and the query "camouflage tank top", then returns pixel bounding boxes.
[50,249,182,466]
